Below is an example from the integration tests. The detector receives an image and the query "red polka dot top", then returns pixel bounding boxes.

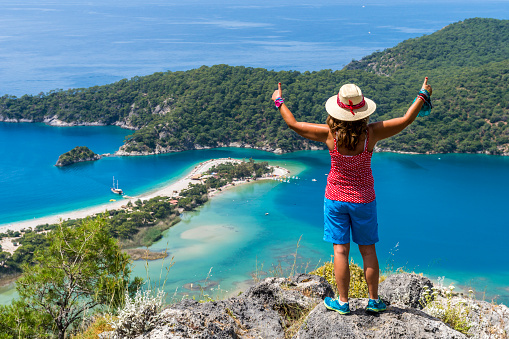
[325,130,376,203]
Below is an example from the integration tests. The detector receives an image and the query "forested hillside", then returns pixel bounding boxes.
[0,18,507,155]
[346,18,509,75]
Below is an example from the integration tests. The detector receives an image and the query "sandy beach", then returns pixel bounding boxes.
[0,158,289,253]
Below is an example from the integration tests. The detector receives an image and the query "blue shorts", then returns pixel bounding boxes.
[323,197,379,245]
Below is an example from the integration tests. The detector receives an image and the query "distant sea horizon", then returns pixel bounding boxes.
[1,0,508,97]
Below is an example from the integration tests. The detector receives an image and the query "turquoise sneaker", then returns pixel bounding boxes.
[324,297,350,315]
[366,297,386,312]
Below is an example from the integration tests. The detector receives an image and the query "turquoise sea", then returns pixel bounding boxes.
[1,123,508,306]
[1,0,509,307]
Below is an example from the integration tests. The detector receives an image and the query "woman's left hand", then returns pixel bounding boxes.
[421,77,432,95]
[271,82,282,102]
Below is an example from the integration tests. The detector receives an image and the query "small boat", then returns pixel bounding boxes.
[111,176,123,195]
[311,179,317,182]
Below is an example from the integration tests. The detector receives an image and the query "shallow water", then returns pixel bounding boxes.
[1,121,508,305]
[131,151,509,305]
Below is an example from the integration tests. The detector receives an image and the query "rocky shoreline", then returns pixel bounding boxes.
[0,115,138,130]
[115,141,326,156]
[115,143,509,157]
[101,273,509,338]
[1,117,507,156]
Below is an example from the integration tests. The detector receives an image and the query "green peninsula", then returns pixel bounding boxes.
[1,18,508,155]
[55,146,101,166]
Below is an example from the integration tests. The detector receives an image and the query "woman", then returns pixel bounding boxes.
[272,78,432,314]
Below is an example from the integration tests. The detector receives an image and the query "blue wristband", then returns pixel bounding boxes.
[413,96,432,117]
[419,89,431,98]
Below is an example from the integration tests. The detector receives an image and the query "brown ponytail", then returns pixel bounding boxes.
[326,115,369,151]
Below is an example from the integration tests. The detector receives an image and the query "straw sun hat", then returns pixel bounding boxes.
[325,84,376,121]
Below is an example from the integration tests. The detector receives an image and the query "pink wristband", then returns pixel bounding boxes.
[274,97,284,108]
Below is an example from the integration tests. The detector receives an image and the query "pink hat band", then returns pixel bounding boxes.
[337,95,366,116]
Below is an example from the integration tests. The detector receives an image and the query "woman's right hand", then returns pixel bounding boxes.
[271,82,282,102]
[422,77,432,95]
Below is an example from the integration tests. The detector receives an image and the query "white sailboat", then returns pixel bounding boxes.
[111,176,123,195]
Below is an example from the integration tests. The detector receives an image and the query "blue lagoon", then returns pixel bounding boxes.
[1,122,508,306]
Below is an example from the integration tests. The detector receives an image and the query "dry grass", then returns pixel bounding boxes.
[281,301,319,339]
[72,315,115,339]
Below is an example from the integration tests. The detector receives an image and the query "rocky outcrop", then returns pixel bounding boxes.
[296,300,467,339]
[0,115,33,123]
[103,274,332,339]
[44,115,107,127]
[168,274,332,338]
[113,120,138,130]
[115,145,182,156]
[379,274,509,339]
[379,272,433,309]
[100,273,509,339]
[242,274,334,312]
[428,291,509,339]
[293,273,467,339]
[152,98,174,116]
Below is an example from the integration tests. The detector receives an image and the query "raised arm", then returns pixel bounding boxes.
[371,77,432,143]
[272,83,330,143]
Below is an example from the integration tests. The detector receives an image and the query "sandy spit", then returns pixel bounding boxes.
[0,158,289,254]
